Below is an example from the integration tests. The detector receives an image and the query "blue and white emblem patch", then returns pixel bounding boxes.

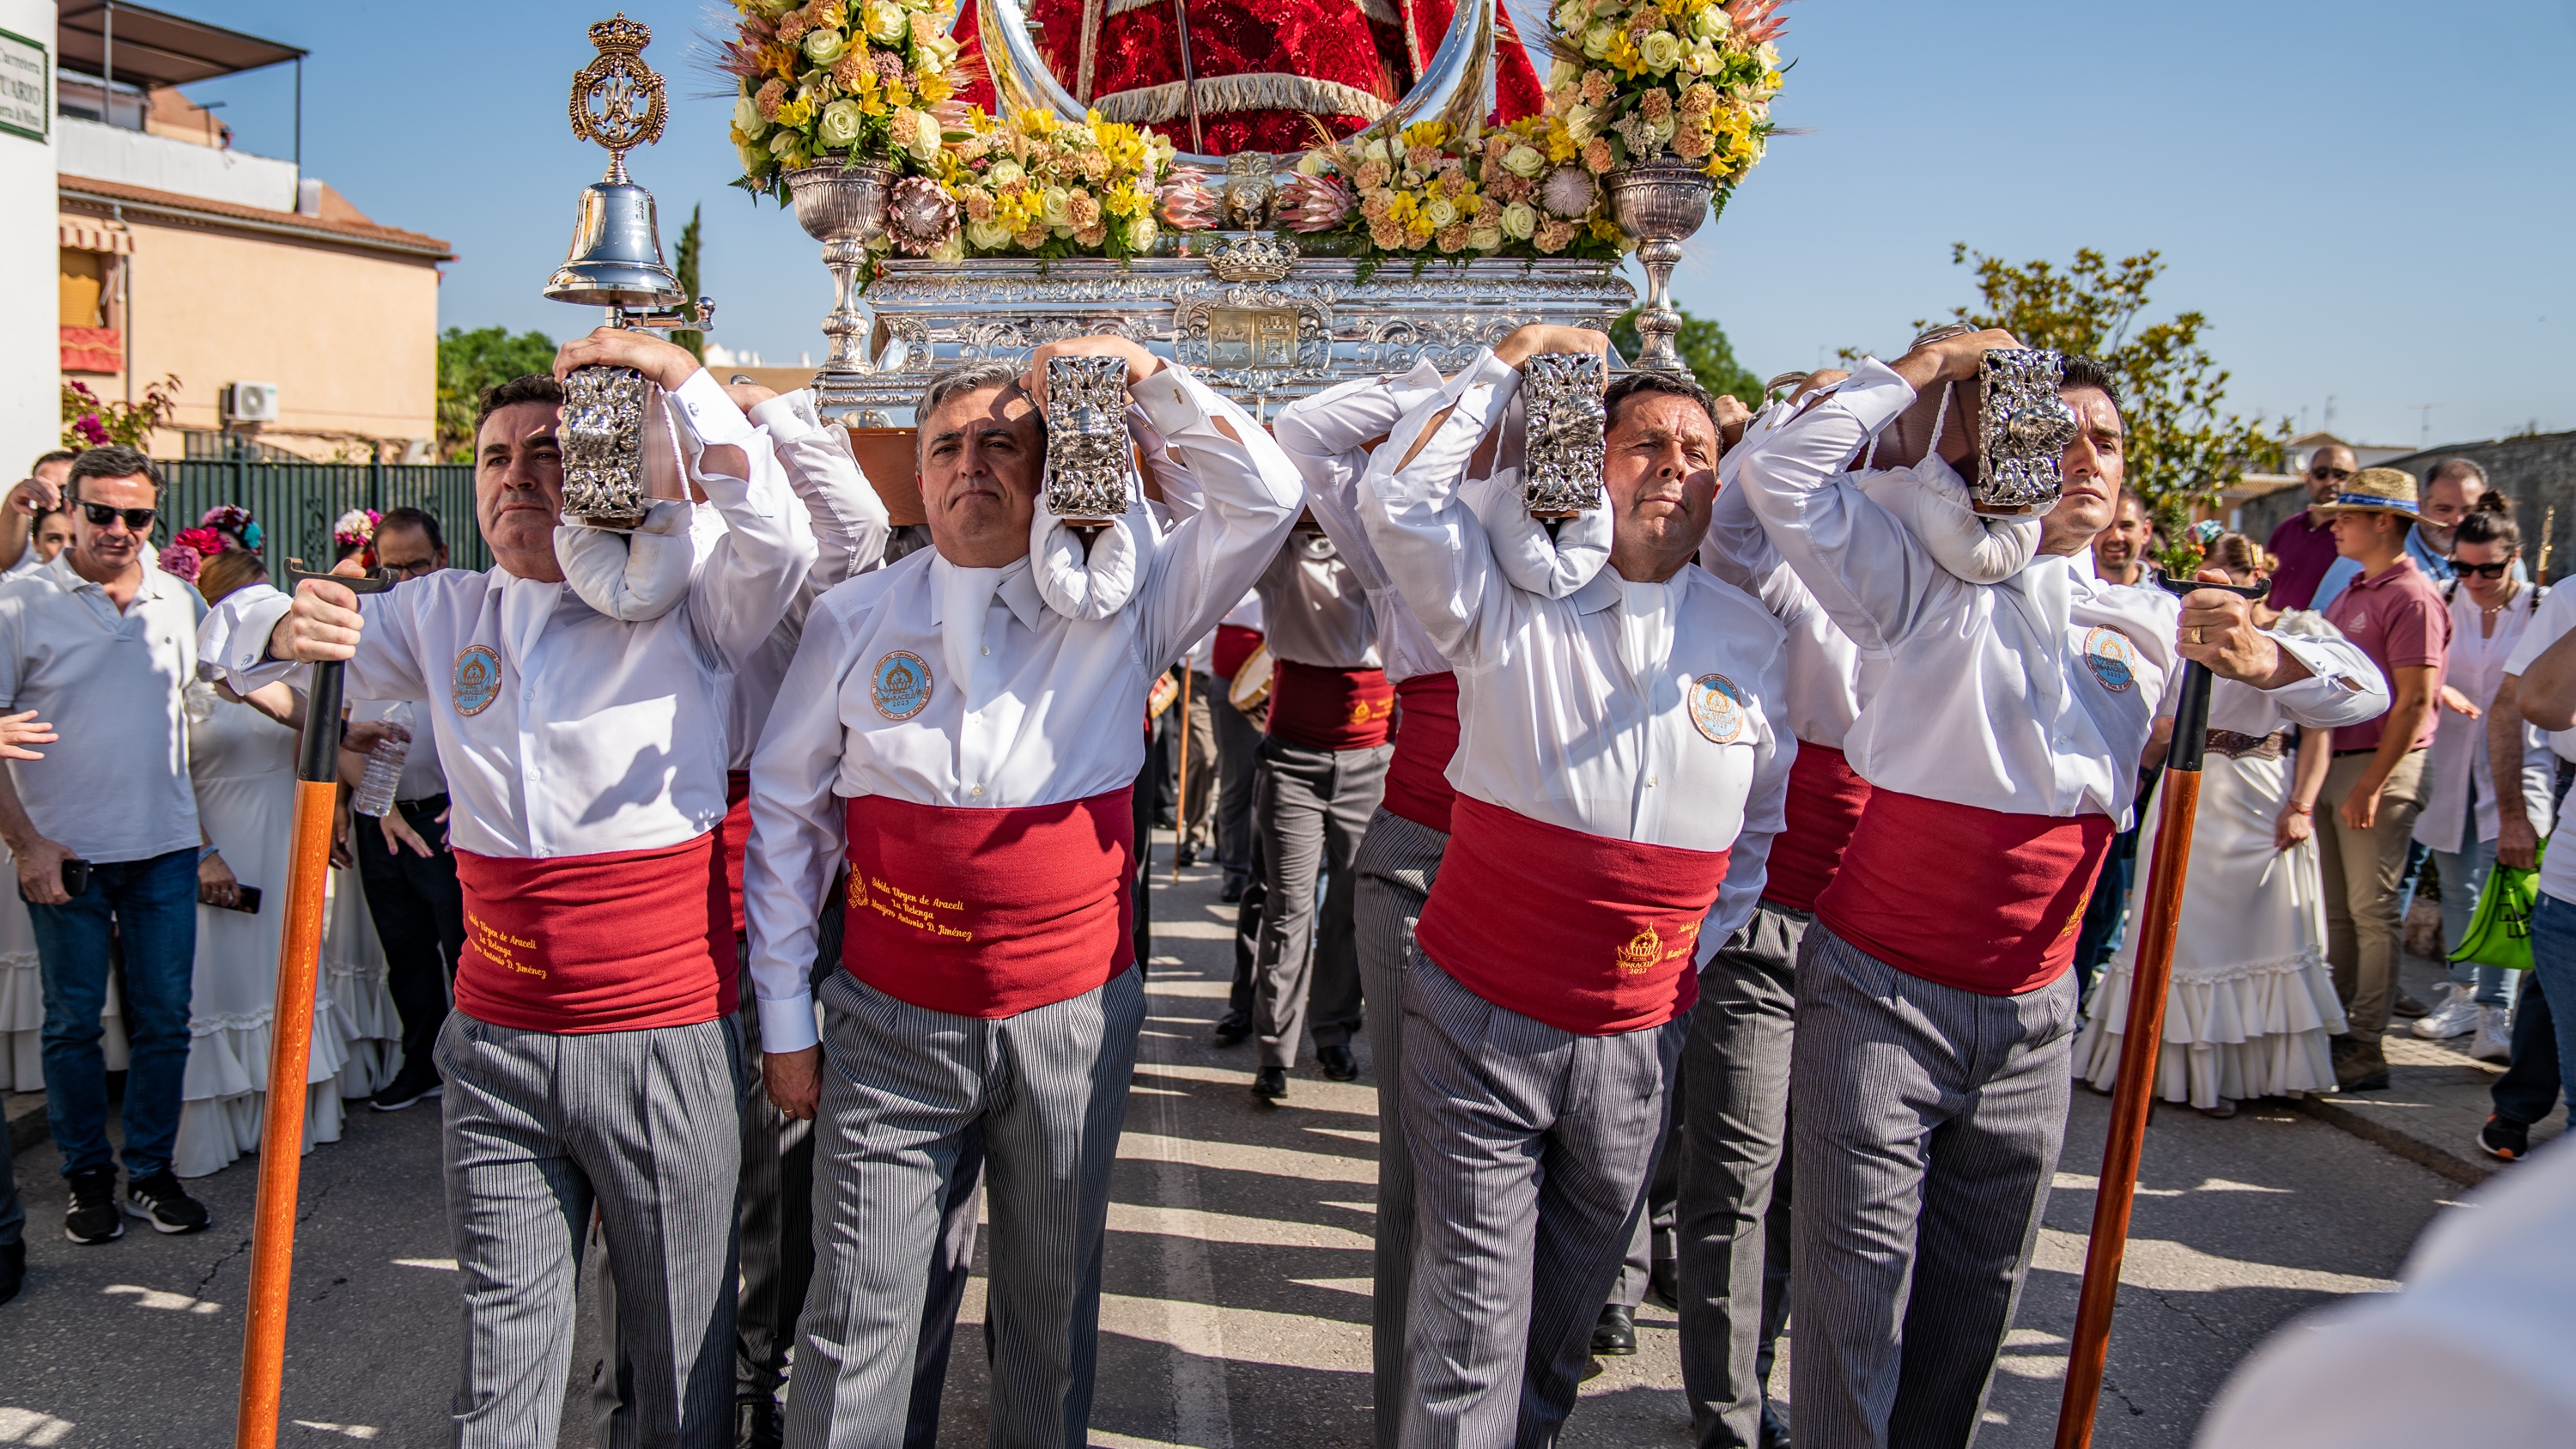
[872,650,933,721]
[1688,673,1747,744]
[2081,627,2138,693]
[453,644,502,716]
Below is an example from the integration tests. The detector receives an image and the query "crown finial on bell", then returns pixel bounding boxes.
[544,15,683,310]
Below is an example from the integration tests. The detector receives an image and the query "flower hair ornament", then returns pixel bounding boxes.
[202,503,264,551]
[158,541,204,584]
[334,508,383,569]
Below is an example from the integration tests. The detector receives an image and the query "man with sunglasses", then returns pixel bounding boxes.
[2266,442,2360,610]
[0,445,216,1245]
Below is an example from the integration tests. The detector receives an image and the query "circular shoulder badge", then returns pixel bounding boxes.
[1688,673,1747,744]
[452,644,502,716]
[2081,627,2138,694]
[872,650,934,721]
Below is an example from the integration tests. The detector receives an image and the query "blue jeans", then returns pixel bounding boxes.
[27,847,197,1179]
[2525,892,2576,1117]
[2433,833,2514,1007]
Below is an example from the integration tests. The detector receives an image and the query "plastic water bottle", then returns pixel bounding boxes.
[352,702,414,819]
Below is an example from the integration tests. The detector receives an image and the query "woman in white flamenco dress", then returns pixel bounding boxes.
[2077,547,2351,1118]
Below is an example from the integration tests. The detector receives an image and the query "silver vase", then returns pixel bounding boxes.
[1601,156,1714,374]
[785,162,895,417]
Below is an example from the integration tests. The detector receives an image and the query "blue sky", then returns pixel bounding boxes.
[167,0,2573,448]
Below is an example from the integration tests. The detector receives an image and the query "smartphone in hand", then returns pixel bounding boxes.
[203,883,262,915]
[60,857,89,898]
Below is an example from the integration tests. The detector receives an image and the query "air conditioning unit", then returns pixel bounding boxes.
[222,382,280,423]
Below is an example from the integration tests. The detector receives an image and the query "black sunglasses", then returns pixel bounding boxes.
[78,502,155,531]
[2457,560,2516,580]
[2309,466,2351,482]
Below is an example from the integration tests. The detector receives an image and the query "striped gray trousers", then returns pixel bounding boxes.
[787,965,1146,1449]
[1401,951,1688,1447]
[435,1009,744,1449]
[1351,805,1447,1449]
[1789,925,2078,1449]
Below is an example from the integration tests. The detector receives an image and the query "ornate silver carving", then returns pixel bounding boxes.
[1975,349,2079,515]
[559,365,651,529]
[1042,356,1135,524]
[785,163,895,418]
[1521,353,1607,516]
[1206,234,1297,283]
[1601,158,1715,374]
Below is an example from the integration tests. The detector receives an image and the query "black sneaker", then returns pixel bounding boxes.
[2478,1115,2531,1162]
[372,1062,446,1112]
[123,1170,210,1235]
[64,1166,122,1245]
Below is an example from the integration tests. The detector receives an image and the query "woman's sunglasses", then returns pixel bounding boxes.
[2457,560,2517,580]
[78,502,155,531]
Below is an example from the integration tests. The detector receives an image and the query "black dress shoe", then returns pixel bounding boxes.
[1590,1303,1636,1355]
[1213,1009,1253,1045]
[1176,844,1198,868]
[1252,1066,1289,1101]
[736,1396,784,1449]
[1647,1255,1680,1312]
[1759,1402,1792,1448]
[0,1240,23,1306]
[1318,1044,1358,1081]
[1219,879,1245,904]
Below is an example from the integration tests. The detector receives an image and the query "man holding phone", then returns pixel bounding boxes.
[0,445,214,1245]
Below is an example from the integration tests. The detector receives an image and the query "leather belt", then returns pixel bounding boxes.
[2206,728,2286,761]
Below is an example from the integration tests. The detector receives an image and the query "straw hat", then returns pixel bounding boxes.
[2310,466,2421,521]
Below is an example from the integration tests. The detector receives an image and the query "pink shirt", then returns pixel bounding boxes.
[2321,555,2449,753]
[2265,508,2342,611]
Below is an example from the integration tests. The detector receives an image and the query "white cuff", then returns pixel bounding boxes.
[2268,631,2378,699]
[750,391,824,444]
[671,368,759,448]
[756,989,821,1053]
[1131,363,1208,438]
[1834,358,1920,435]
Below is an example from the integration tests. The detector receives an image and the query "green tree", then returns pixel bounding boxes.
[1931,246,2284,513]
[1612,307,1764,409]
[671,204,704,362]
[436,326,557,461]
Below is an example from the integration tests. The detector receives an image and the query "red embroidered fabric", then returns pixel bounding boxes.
[1267,661,1394,751]
[453,834,735,1034]
[1815,789,2115,996]
[1760,743,1871,915]
[1414,795,1728,1036]
[841,789,1136,1019]
[1379,672,1461,833]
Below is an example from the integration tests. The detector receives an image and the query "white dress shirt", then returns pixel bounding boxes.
[1358,349,1790,864]
[201,369,817,861]
[1735,359,2391,827]
[0,555,208,863]
[743,364,1303,1050]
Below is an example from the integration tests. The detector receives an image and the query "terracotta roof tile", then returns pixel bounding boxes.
[57,172,455,261]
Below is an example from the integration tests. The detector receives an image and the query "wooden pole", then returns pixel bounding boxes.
[1173,667,1192,882]
[234,658,347,1449]
[2054,627,2222,1449]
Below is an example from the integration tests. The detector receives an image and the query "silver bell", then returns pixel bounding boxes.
[545,177,684,310]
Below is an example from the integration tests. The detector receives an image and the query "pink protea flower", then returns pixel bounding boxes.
[1541,166,1599,217]
[888,176,959,255]
[1157,170,1225,231]
[1278,172,1355,233]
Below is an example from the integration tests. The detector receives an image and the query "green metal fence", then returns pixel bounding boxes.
[158,459,489,578]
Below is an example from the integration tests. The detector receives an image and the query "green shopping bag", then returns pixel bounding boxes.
[2451,840,2547,971]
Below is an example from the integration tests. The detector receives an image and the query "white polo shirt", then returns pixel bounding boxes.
[0,553,208,863]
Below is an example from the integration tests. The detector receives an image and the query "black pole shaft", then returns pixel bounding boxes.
[2163,659,2215,775]
[297,661,343,784]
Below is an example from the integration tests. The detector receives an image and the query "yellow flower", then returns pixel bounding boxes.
[1400,119,1452,151]
[1589,216,1624,243]
[1604,31,1643,75]
[775,94,815,127]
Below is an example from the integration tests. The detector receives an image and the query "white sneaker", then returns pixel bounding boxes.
[2471,1004,2513,1062]
[2414,983,2480,1040]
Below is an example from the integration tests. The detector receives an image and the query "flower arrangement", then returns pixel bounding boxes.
[334,509,380,552]
[941,107,1175,259]
[200,504,262,552]
[1279,119,1628,261]
[1539,0,1784,193]
[160,524,230,586]
[61,375,179,452]
[720,0,965,204]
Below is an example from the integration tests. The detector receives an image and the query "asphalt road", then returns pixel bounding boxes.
[0,845,2464,1446]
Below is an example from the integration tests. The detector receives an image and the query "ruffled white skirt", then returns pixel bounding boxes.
[2075,750,2349,1110]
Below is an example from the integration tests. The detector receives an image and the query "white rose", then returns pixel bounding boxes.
[769,131,803,156]
[1548,58,1583,92]
[1297,149,1330,177]
[1425,196,1459,228]
[1648,114,1676,148]
[1501,200,1537,240]
[930,232,966,264]
[907,109,946,161]
[1689,5,1727,40]
[988,158,1025,188]
[1554,0,1593,32]
[1127,216,1159,252]
[1502,143,1546,179]
[1362,137,1392,164]
[803,27,848,64]
[1564,103,1599,142]
[817,99,865,147]
[1581,22,1614,59]
[866,1,907,43]
[1041,186,1072,228]
[967,217,1015,250]
[734,95,768,138]
[738,139,771,174]
[1467,223,1503,252]
[1641,30,1684,73]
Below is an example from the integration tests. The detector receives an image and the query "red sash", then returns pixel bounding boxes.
[1267,661,1394,751]
[1379,673,1461,834]
[1815,789,2115,995]
[1414,795,1728,1036]
[841,788,1135,1019]
[715,770,752,940]
[453,834,735,1034]
[1213,624,1264,683]
[1761,742,1872,914]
